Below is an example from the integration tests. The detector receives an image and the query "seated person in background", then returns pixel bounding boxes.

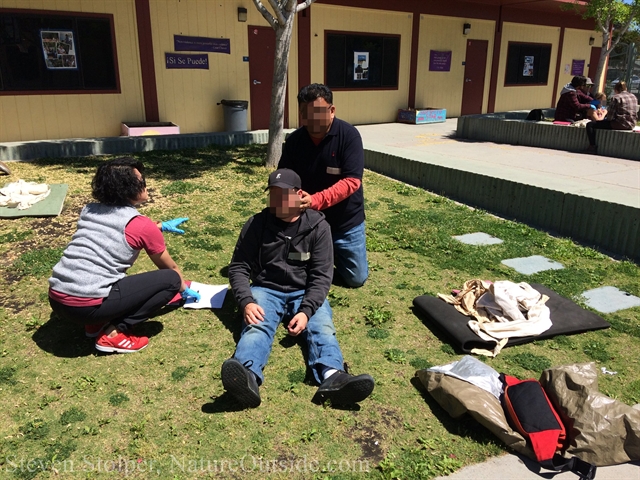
[586,93,607,122]
[581,77,595,101]
[554,75,593,122]
[222,168,375,409]
[48,157,200,354]
[585,81,638,154]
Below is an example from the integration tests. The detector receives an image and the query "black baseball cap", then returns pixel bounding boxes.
[266,168,301,191]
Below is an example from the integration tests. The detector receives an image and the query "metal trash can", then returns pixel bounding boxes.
[219,99,249,132]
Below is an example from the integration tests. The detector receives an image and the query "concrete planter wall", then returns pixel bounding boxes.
[457,114,640,161]
[0,131,269,162]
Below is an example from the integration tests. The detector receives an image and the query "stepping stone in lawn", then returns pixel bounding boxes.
[501,255,564,275]
[581,286,640,314]
[453,232,503,246]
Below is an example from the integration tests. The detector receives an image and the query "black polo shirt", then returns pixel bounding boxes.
[278,117,365,233]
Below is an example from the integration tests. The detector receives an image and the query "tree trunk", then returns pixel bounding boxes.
[265,17,294,168]
[594,30,611,92]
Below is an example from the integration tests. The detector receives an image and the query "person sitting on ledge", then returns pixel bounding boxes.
[585,81,638,154]
[586,93,607,122]
[554,75,593,122]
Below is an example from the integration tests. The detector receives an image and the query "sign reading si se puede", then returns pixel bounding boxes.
[165,53,209,69]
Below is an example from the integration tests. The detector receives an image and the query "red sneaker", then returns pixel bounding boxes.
[84,323,107,338]
[95,331,149,353]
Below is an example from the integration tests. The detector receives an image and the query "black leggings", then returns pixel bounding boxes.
[49,269,181,330]
[586,120,612,146]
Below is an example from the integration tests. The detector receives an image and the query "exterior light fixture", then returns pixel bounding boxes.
[238,7,247,22]
[589,37,595,46]
[463,23,471,35]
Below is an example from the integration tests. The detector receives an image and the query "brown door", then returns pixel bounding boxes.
[248,26,288,130]
[461,39,488,116]
[588,46,602,83]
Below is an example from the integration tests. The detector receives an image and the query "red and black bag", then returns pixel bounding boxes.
[501,374,597,480]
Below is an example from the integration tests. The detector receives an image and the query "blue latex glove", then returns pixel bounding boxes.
[589,104,597,110]
[161,217,189,234]
[181,286,201,302]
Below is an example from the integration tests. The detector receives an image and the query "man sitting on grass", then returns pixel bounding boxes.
[221,168,375,409]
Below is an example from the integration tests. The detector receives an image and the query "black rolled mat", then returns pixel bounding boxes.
[413,284,610,353]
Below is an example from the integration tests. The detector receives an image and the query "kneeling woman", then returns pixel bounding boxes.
[48,157,200,353]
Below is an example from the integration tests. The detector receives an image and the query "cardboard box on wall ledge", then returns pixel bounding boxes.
[397,108,446,125]
[121,122,180,136]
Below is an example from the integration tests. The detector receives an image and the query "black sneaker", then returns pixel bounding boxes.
[221,358,261,408]
[314,371,374,405]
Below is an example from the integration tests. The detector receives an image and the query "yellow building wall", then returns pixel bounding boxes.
[149,0,299,132]
[0,0,144,142]
[309,4,412,125]
[415,15,495,117]
[494,23,560,112]
[557,28,603,99]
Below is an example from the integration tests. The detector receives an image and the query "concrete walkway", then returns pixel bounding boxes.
[356,119,640,261]
[433,453,640,480]
[356,120,640,479]
[356,119,639,209]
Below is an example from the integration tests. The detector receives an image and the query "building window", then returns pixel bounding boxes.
[505,42,551,86]
[325,32,400,90]
[0,10,119,94]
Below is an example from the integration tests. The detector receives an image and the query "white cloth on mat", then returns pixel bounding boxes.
[0,179,51,210]
[439,279,551,357]
[469,280,551,343]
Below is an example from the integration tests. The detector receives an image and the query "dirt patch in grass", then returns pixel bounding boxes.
[351,424,385,462]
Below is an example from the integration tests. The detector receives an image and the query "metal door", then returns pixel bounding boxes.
[248,26,288,130]
[461,39,488,116]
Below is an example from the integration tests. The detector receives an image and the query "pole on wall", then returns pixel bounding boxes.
[407,11,420,109]
[135,0,160,122]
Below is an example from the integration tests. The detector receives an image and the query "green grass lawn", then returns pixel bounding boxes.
[0,145,638,479]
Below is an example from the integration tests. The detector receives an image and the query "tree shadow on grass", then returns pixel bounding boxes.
[33,313,165,358]
[31,144,264,182]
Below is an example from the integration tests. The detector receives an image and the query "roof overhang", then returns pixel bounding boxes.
[460,0,589,14]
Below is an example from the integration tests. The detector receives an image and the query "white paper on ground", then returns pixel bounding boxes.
[183,282,229,309]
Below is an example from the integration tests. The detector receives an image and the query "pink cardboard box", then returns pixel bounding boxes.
[121,122,180,136]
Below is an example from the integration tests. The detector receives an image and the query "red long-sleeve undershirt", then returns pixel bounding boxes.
[310,177,361,211]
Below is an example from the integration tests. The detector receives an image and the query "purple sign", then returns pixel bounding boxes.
[174,35,230,54]
[571,59,585,76]
[429,50,452,72]
[165,53,209,69]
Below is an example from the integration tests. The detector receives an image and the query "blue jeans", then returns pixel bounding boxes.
[333,221,368,287]
[233,286,344,385]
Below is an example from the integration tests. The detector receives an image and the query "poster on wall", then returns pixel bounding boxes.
[429,51,452,72]
[571,59,585,76]
[40,30,77,69]
[353,52,369,80]
[523,55,534,76]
